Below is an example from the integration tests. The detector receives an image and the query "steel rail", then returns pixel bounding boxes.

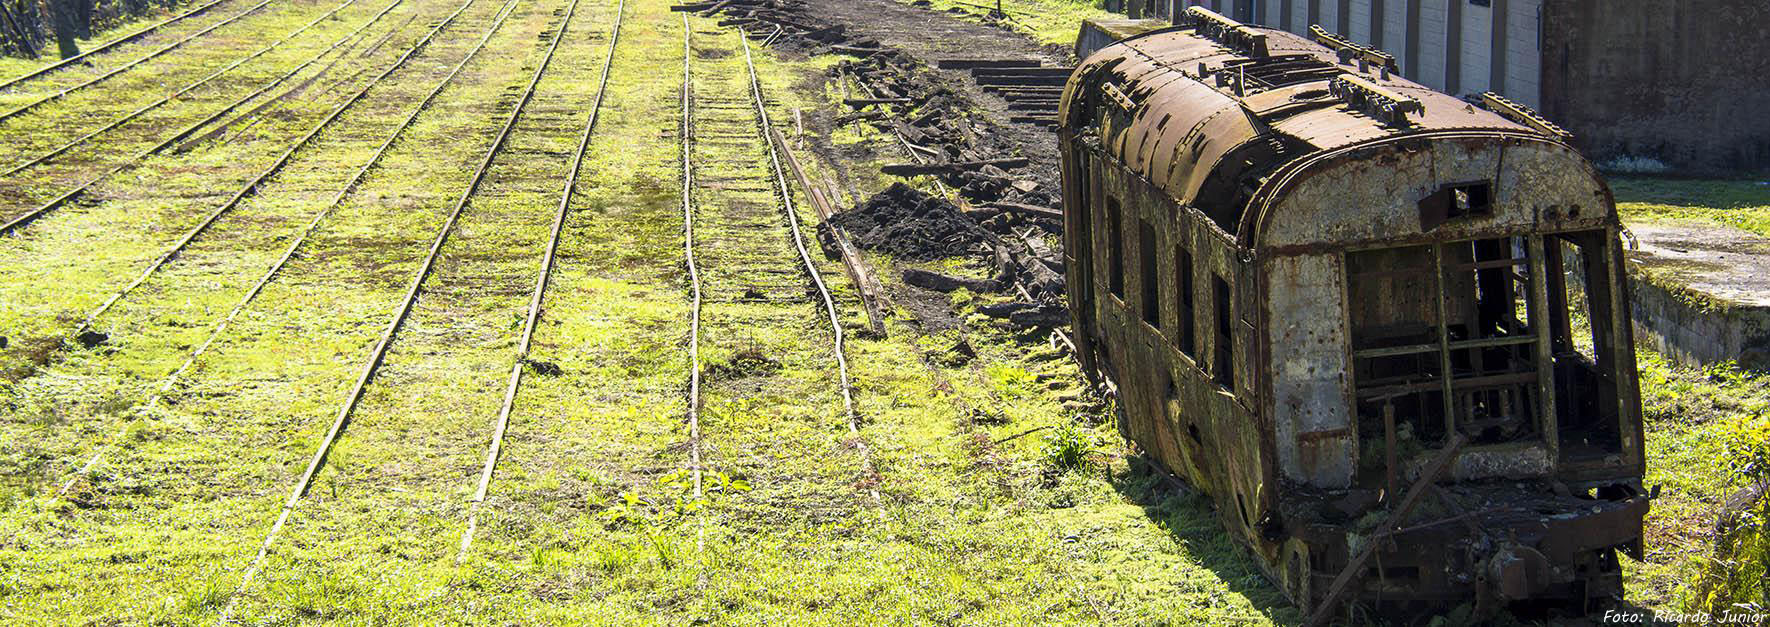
[46,0,526,505]
[62,0,488,347]
[224,0,574,605]
[0,0,280,124]
[738,29,879,508]
[0,0,412,237]
[457,0,626,562]
[1,0,376,179]
[0,0,233,92]
[680,12,705,504]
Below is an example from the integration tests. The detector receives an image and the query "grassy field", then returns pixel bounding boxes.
[0,0,1294,623]
[1614,177,1770,239]
[0,0,1763,620]
[1611,177,1770,614]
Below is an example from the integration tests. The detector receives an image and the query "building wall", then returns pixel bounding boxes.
[1140,0,1764,173]
[1540,0,1770,174]
[1228,0,1541,106]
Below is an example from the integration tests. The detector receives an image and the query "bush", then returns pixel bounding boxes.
[1683,418,1770,621]
[1040,421,1096,472]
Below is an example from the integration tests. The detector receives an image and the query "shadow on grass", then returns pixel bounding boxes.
[1109,452,1303,625]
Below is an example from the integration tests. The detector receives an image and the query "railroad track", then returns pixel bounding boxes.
[0,0,415,234]
[23,0,534,519]
[679,18,879,521]
[456,0,627,562]
[0,0,279,123]
[53,0,486,360]
[0,0,383,179]
[219,0,607,607]
[0,0,236,92]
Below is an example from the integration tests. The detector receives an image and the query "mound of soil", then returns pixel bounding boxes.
[826,183,987,261]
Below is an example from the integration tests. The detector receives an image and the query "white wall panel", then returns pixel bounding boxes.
[1384,0,1409,76]
[1262,0,1283,27]
[1504,0,1542,107]
[1349,0,1372,42]
[1460,1,1492,95]
[1418,0,1447,90]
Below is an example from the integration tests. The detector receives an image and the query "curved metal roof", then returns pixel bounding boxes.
[1059,10,1571,234]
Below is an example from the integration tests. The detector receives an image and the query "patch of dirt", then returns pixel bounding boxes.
[701,0,1066,212]
[825,182,988,261]
[705,346,783,381]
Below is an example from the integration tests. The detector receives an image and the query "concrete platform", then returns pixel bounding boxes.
[1624,221,1770,368]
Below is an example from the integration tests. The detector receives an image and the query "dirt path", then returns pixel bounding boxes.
[788,0,1071,204]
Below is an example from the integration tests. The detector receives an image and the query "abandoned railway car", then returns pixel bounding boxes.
[1058,8,1650,616]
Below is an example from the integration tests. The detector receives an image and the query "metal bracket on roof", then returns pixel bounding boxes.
[1309,25,1398,73]
[1182,7,1269,57]
[1330,74,1423,126]
[1102,81,1136,111]
[1480,91,1573,142]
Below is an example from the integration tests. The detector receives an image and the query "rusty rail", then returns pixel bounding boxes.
[0,0,278,123]
[0,0,412,236]
[739,27,880,509]
[680,11,705,503]
[0,0,234,92]
[219,0,546,610]
[457,0,626,562]
[765,125,888,338]
[41,0,512,508]
[61,0,477,346]
[0,0,387,179]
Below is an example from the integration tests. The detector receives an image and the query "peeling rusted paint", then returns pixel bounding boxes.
[1060,7,1647,616]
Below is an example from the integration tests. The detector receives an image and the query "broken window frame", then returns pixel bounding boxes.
[1346,234,1559,450]
[1213,274,1234,390]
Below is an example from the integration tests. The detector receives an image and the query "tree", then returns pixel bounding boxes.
[41,0,79,59]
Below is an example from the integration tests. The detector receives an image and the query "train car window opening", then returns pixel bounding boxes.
[1140,220,1160,325]
[1176,245,1196,358]
[1546,231,1625,459]
[1348,245,1449,455]
[1443,236,1540,445]
[1345,238,1546,448]
[1213,275,1234,389]
[1108,197,1125,299]
[1418,180,1495,230]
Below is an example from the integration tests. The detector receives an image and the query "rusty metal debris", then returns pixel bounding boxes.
[1060,6,1649,619]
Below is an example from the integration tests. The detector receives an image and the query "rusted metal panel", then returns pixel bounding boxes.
[1061,8,1647,617]
[1266,253,1355,488]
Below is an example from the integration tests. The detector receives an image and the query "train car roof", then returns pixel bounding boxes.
[1059,9,1576,234]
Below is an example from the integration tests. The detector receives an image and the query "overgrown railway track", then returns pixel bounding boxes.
[0,0,382,179]
[218,0,616,609]
[0,0,278,122]
[25,0,539,517]
[679,18,879,526]
[28,0,483,360]
[457,0,625,560]
[0,0,416,234]
[0,0,236,91]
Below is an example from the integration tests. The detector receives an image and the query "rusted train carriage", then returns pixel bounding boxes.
[1058,8,1650,615]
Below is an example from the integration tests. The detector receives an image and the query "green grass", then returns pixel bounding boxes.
[6,0,1759,622]
[0,0,221,85]
[1614,177,1770,238]
[903,0,1115,49]
[1623,352,1770,613]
